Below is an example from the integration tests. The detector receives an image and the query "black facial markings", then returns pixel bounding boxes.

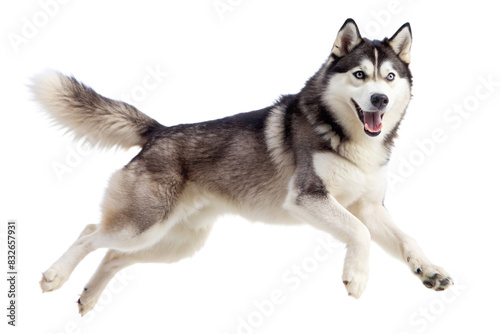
[327,38,412,84]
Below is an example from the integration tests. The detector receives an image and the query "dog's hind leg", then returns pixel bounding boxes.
[39,220,168,293]
[40,224,101,292]
[77,214,215,316]
[40,155,186,293]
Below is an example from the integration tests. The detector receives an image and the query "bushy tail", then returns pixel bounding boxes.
[31,70,164,150]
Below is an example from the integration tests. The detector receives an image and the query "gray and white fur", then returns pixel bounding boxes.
[32,19,453,315]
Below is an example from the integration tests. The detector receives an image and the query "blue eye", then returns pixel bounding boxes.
[386,72,395,81]
[353,71,365,80]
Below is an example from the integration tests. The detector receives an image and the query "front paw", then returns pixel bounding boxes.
[405,250,453,291]
[342,261,369,298]
[410,261,453,291]
[418,265,453,291]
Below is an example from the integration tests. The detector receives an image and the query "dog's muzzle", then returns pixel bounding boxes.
[352,97,387,137]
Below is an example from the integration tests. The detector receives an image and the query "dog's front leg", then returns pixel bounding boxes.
[284,186,371,298]
[349,201,453,291]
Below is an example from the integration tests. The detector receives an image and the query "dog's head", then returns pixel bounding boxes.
[322,19,412,139]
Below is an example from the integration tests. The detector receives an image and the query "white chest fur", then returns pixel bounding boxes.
[312,151,387,208]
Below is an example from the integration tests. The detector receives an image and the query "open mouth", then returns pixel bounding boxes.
[351,99,383,137]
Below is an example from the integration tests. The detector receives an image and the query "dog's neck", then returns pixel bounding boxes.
[295,94,394,170]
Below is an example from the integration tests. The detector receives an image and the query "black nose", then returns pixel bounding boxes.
[371,94,389,109]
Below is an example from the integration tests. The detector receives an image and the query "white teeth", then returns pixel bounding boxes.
[352,100,363,116]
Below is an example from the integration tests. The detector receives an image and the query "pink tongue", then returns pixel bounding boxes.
[364,111,383,133]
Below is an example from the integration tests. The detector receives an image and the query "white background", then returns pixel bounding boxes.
[1,0,499,333]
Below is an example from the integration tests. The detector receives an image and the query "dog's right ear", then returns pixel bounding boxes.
[331,18,363,58]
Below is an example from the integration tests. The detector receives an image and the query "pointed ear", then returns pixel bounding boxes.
[388,23,412,63]
[332,19,363,58]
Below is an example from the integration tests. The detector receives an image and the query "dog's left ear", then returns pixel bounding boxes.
[388,23,412,64]
[332,18,363,58]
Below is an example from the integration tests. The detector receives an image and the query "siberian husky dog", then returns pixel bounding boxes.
[33,19,453,315]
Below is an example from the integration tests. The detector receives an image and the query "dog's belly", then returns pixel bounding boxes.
[172,181,302,228]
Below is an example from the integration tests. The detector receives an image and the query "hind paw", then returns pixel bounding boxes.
[40,267,69,292]
[77,287,99,316]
